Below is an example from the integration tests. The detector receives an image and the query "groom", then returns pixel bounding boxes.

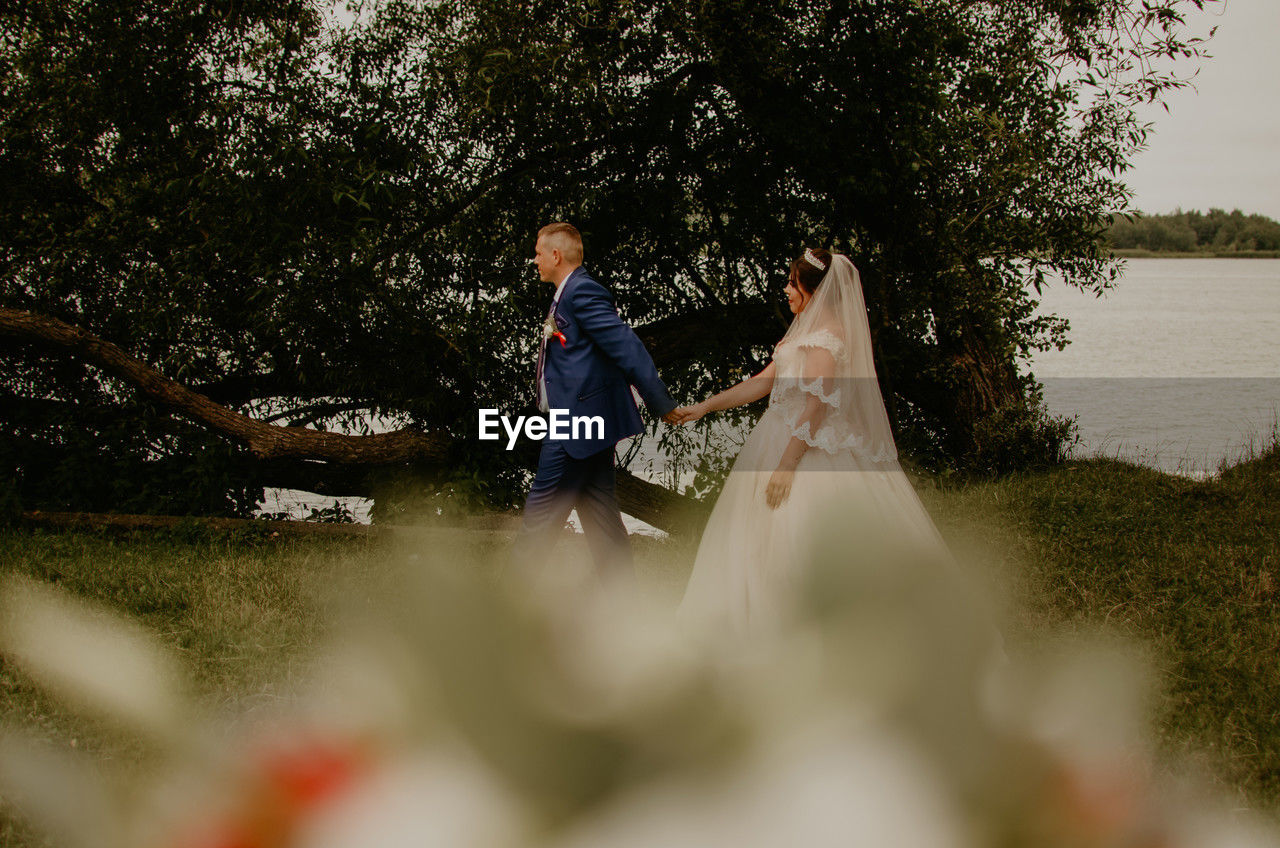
[509,222,680,579]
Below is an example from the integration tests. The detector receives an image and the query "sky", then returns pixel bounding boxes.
[1124,0,1280,219]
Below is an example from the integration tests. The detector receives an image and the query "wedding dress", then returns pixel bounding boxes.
[678,255,950,635]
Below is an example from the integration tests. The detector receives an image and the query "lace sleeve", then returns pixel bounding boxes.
[793,328,848,363]
[780,334,892,460]
[797,374,839,406]
[782,344,840,452]
[797,334,842,408]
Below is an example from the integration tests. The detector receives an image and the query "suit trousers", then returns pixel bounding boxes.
[510,439,633,577]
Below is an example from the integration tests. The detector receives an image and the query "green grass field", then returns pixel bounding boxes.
[1,446,1277,844]
[922,449,1280,805]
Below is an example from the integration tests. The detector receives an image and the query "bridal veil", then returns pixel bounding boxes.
[772,254,898,466]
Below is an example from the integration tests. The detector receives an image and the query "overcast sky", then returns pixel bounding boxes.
[1125,0,1280,219]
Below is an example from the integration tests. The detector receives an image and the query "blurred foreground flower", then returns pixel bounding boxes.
[1,499,1276,848]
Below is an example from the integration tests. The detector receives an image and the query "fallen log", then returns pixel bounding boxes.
[20,510,380,537]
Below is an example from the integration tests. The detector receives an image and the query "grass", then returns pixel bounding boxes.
[918,446,1280,805]
[1,446,1278,843]
[0,527,392,847]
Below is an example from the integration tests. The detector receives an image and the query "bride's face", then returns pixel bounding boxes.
[785,271,810,315]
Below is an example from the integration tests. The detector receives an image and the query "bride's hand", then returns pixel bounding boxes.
[672,401,709,425]
[765,466,795,509]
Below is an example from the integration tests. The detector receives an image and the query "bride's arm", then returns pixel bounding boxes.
[678,361,776,422]
[776,392,831,470]
[766,347,836,508]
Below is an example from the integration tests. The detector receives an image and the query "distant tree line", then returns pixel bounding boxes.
[1108,209,1280,253]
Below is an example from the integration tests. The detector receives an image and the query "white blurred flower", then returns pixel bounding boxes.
[0,574,190,742]
[532,577,702,725]
[3,527,1279,848]
[555,721,964,848]
[0,733,118,848]
[294,745,529,848]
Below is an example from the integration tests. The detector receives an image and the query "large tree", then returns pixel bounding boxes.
[0,0,1216,527]
[422,0,1219,468]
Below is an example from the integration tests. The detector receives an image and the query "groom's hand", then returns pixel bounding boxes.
[661,408,682,425]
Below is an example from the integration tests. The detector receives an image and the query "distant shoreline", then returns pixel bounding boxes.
[1111,249,1280,259]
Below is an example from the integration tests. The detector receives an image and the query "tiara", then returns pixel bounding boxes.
[803,248,827,271]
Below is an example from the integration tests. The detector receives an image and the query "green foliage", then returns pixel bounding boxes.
[422,0,1218,472]
[1108,209,1280,253]
[0,477,20,527]
[0,0,490,512]
[682,450,737,501]
[0,378,262,517]
[365,461,527,525]
[0,0,1220,514]
[965,398,1079,477]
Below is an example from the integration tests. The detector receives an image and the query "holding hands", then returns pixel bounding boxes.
[664,399,795,509]
[665,361,776,428]
[666,402,709,425]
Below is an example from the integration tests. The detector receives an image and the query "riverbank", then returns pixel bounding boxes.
[1111,248,1280,258]
[1,446,1278,843]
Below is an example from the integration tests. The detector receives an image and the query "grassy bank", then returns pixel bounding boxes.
[1,447,1278,842]
[920,446,1280,804]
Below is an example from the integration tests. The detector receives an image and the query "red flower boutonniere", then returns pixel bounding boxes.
[543,316,567,346]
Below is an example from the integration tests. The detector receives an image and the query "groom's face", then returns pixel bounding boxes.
[533,236,559,284]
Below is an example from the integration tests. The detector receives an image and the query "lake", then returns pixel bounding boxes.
[1031,258,1280,475]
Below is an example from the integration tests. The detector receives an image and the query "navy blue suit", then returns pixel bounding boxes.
[514,266,676,576]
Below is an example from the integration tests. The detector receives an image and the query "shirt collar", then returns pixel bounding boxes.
[553,266,581,303]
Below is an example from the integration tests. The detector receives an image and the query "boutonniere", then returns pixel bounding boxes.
[543,315,567,346]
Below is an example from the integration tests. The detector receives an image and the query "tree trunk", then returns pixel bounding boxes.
[616,469,710,536]
[946,321,1022,456]
[0,307,449,464]
[20,510,379,536]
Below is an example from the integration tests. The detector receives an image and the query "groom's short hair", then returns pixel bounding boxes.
[538,222,584,265]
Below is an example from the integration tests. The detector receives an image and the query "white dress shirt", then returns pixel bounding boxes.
[537,271,574,413]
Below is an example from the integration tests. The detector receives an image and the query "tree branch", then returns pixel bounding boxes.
[638,301,780,366]
[616,468,709,536]
[0,307,449,465]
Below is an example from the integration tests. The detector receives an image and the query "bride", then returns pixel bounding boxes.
[673,248,950,634]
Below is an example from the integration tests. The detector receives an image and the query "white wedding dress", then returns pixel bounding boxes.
[678,258,950,636]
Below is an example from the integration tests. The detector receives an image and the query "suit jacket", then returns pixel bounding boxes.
[541,266,676,459]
